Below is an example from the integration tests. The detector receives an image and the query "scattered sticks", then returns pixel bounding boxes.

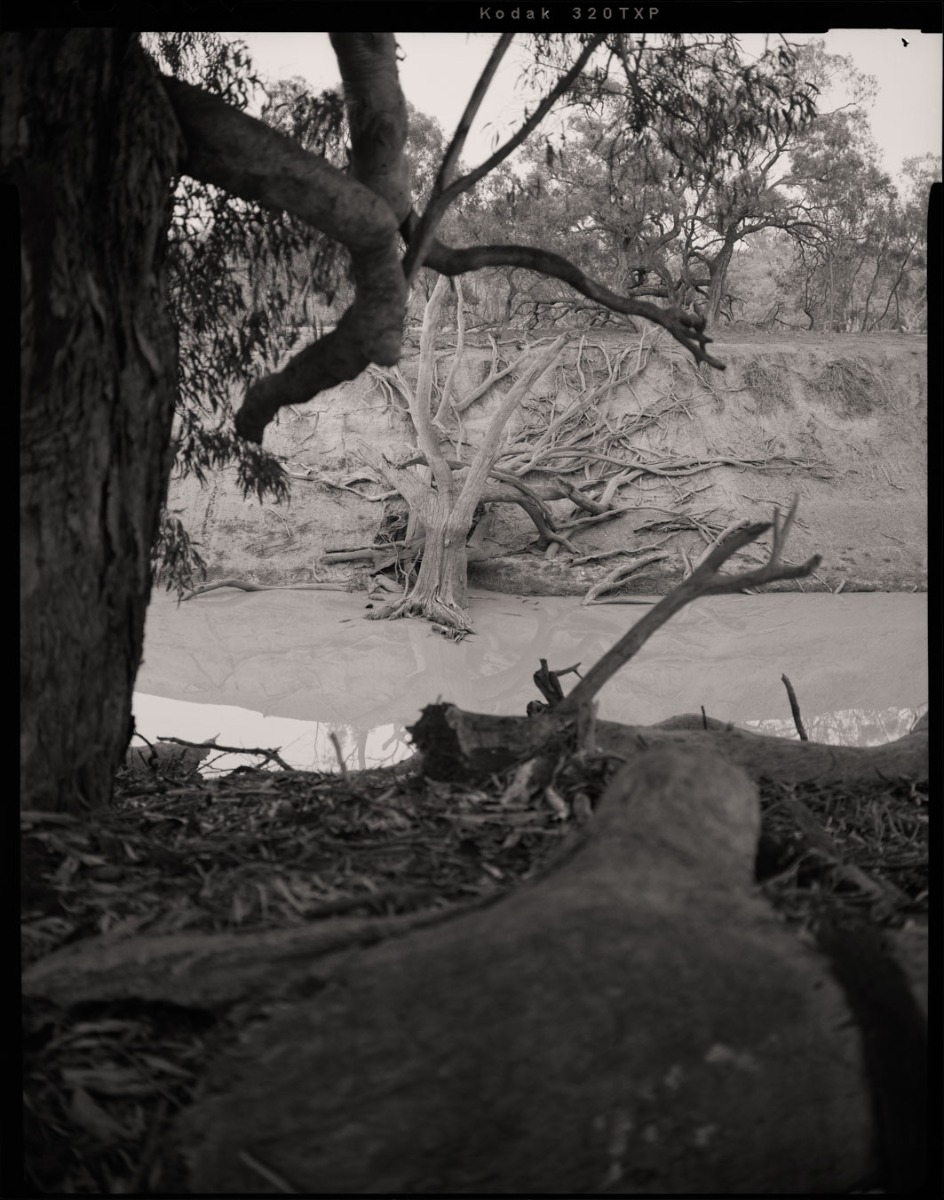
[147,736,293,773]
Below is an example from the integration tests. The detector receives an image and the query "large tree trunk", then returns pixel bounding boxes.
[407,510,472,618]
[8,31,181,812]
[703,235,736,326]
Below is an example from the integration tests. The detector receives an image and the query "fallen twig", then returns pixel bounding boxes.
[689,518,755,574]
[153,736,293,773]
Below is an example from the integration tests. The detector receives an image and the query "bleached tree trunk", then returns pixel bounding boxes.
[360,278,565,631]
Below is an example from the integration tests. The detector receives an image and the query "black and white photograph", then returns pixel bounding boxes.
[12,8,938,1195]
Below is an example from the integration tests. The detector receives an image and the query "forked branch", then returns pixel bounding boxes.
[556,498,820,716]
[404,34,605,281]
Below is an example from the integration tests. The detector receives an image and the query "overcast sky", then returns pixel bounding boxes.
[232,30,941,184]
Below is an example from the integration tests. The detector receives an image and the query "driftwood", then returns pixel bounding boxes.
[555,497,821,718]
[182,578,351,599]
[409,704,929,788]
[171,747,925,1194]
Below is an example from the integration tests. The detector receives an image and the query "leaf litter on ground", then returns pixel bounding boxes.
[21,740,928,1194]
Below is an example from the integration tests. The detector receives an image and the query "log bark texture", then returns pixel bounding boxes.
[409,703,929,788]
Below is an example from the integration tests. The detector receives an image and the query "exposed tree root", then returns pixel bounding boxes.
[582,550,671,603]
[365,593,474,633]
[182,579,351,600]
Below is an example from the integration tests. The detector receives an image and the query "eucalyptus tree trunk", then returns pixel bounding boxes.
[703,236,736,326]
[9,30,181,811]
[360,278,565,633]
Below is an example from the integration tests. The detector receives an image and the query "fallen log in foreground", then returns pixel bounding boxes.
[172,746,925,1194]
[411,500,926,789]
[410,702,929,788]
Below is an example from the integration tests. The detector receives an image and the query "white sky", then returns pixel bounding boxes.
[232,29,941,183]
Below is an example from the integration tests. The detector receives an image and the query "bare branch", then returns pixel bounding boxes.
[422,237,724,369]
[148,735,293,773]
[781,674,809,741]
[687,518,755,574]
[454,338,568,529]
[404,34,606,280]
[483,489,579,553]
[434,278,467,426]
[429,34,514,211]
[556,500,821,715]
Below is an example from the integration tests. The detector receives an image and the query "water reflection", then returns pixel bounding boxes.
[133,589,927,772]
[131,693,927,775]
[131,694,414,775]
[743,706,927,748]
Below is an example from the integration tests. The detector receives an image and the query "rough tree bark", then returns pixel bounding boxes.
[9,31,181,811]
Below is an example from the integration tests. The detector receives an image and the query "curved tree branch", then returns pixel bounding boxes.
[160,75,400,250]
[160,67,409,445]
[421,235,725,368]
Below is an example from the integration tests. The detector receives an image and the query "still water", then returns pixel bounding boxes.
[133,589,927,774]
